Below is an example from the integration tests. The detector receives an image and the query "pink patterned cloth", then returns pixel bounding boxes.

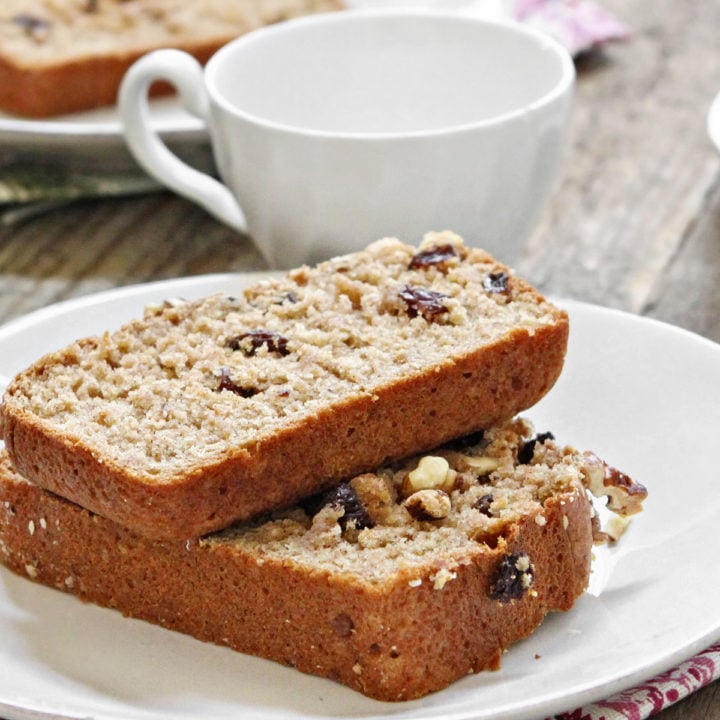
[512,0,631,55]
[546,642,720,720]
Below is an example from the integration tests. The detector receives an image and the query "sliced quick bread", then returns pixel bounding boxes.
[1,232,569,540]
[0,418,646,701]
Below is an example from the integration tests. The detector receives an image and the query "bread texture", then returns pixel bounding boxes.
[0,417,646,701]
[1,233,569,540]
[0,0,344,118]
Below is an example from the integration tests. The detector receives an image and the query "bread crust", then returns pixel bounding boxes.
[0,454,592,701]
[2,322,568,540]
[0,42,219,118]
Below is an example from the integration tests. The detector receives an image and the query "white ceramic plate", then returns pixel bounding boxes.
[0,97,207,170]
[0,274,719,720]
[0,1,505,169]
[709,90,720,154]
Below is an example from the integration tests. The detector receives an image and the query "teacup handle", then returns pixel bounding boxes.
[118,49,247,233]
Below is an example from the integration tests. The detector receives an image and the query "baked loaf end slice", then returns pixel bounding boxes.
[0,419,647,701]
[0,0,344,118]
[1,232,569,540]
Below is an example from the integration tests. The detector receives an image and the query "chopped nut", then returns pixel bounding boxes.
[162,297,188,309]
[407,578,423,588]
[431,567,457,590]
[581,452,647,515]
[349,473,400,526]
[458,455,500,475]
[403,489,452,521]
[402,455,454,496]
[605,514,631,542]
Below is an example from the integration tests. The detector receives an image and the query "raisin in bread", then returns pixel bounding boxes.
[0,0,344,118]
[0,232,569,540]
[0,418,646,701]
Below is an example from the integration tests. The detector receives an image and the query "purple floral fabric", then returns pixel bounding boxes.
[548,642,720,720]
[512,0,631,55]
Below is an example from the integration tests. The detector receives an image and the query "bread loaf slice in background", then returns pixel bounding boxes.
[0,0,344,117]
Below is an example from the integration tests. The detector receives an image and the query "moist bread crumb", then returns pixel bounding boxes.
[0,418,646,701]
[1,232,570,540]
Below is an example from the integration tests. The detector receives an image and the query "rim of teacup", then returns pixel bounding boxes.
[204,8,575,140]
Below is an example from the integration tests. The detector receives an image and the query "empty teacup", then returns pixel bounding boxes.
[119,9,574,268]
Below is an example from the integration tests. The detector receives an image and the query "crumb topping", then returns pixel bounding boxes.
[207,417,645,586]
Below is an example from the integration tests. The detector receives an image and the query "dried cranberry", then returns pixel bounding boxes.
[408,244,458,271]
[226,330,289,356]
[398,284,449,321]
[490,552,534,603]
[474,494,494,516]
[518,432,555,464]
[216,368,257,397]
[13,13,51,33]
[483,272,510,294]
[324,483,373,531]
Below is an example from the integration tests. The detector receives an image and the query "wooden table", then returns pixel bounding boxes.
[0,1,718,718]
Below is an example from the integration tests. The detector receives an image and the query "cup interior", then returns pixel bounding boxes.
[207,10,573,136]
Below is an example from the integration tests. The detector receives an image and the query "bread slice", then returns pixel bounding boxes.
[0,418,645,701]
[0,233,569,540]
[0,0,344,118]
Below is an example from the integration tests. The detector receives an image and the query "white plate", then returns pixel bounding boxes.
[0,97,207,170]
[709,90,720,154]
[0,274,719,720]
[0,1,505,169]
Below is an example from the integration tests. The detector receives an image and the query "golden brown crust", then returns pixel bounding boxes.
[0,454,592,701]
[0,42,219,118]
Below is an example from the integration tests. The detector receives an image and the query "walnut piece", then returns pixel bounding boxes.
[582,452,647,516]
[403,489,452,521]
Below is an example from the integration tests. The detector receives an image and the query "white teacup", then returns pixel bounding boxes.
[119,9,574,268]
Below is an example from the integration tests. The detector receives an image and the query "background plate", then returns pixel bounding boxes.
[0,1,504,170]
[0,274,719,720]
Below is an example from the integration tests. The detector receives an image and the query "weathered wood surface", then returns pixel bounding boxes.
[0,1,718,717]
